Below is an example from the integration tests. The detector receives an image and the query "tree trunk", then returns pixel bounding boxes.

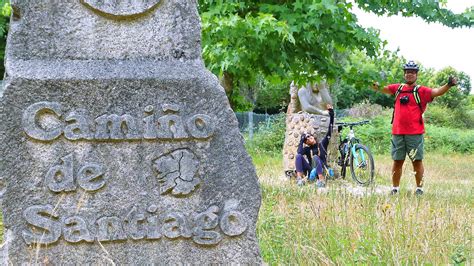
[220,71,233,95]
[220,71,234,108]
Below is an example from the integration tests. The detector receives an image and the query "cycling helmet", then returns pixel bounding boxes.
[403,60,419,72]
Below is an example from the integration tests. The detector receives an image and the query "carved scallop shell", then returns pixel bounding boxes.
[152,148,200,196]
[81,0,162,17]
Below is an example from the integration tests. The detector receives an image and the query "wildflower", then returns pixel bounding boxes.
[382,203,391,214]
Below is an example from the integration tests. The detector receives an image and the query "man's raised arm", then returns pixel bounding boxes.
[431,76,457,98]
[371,82,392,95]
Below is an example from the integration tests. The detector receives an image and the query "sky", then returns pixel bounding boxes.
[353,1,474,93]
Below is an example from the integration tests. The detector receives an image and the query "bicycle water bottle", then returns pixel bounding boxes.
[309,168,317,181]
[328,168,334,177]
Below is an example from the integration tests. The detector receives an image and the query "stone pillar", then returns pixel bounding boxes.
[283,81,339,177]
[283,114,328,170]
[0,0,261,264]
[282,113,340,178]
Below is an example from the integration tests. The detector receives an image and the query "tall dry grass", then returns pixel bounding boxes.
[0,153,471,264]
[255,152,473,265]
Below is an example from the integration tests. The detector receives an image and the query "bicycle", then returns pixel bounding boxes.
[336,120,375,186]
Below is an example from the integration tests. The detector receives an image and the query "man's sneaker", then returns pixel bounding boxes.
[415,188,424,196]
[390,189,399,195]
[296,178,305,187]
[316,180,326,188]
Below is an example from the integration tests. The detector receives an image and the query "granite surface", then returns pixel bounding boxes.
[0,0,261,264]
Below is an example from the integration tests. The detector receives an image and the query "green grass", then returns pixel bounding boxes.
[253,151,473,264]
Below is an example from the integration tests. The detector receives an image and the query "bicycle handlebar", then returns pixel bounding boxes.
[336,120,370,127]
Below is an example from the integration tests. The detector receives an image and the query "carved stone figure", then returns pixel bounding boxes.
[283,81,338,175]
[0,0,261,264]
[288,81,333,115]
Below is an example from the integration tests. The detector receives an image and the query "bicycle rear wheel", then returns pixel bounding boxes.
[350,144,374,185]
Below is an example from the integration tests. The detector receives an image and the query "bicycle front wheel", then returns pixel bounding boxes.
[350,144,374,185]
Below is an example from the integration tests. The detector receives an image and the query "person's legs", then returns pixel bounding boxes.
[391,135,407,193]
[391,135,407,194]
[406,134,425,194]
[412,160,424,187]
[295,154,311,182]
[392,160,405,187]
[312,156,324,182]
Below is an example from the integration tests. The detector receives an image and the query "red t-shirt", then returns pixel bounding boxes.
[388,83,433,135]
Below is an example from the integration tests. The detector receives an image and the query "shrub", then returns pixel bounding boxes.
[424,104,474,129]
[339,110,392,155]
[346,100,384,119]
[245,113,286,154]
[424,125,474,154]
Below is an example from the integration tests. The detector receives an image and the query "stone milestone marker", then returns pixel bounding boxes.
[0,0,261,264]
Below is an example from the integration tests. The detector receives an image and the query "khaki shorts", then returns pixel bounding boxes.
[391,134,424,161]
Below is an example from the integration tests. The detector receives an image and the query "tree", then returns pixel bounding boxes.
[0,0,10,77]
[198,0,473,109]
[355,0,473,28]
[422,67,473,128]
[427,67,471,109]
[199,0,381,90]
[253,75,289,113]
[329,49,439,109]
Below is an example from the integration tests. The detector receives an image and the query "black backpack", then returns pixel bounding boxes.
[391,84,423,124]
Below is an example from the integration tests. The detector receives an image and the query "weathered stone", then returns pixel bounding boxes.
[283,82,339,176]
[81,0,162,18]
[283,113,335,171]
[0,0,261,264]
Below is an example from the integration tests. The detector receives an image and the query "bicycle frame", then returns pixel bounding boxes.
[341,126,359,164]
[337,120,370,178]
[349,129,367,169]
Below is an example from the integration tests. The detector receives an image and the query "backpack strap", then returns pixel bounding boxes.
[391,84,405,124]
[413,85,421,104]
[394,83,404,99]
[413,85,423,124]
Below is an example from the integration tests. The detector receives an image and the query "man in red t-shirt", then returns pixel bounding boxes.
[372,60,457,195]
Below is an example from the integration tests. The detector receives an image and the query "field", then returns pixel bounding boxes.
[0,153,471,264]
[254,152,473,265]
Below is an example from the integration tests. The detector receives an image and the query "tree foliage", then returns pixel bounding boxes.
[356,0,473,28]
[199,0,382,86]
[424,68,473,129]
[225,74,290,113]
[333,50,441,109]
[0,0,10,77]
[199,0,473,82]
[0,1,471,112]
[199,0,473,110]
[427,67,471,109]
